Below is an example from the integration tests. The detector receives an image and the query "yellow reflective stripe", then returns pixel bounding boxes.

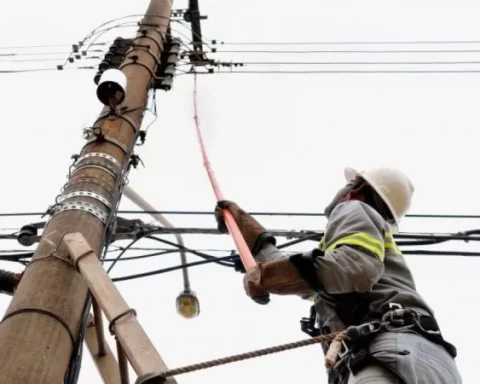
[318,237,326,251]
[318,230,327,251]
[326,232,385,262]
[385,232,402,255]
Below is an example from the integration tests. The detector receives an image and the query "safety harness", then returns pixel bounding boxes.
[301,303,457,384]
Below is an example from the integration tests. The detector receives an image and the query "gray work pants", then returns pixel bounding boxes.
[346,331,462,384]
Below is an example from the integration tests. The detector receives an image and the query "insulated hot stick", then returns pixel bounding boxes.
[192,74,256,270]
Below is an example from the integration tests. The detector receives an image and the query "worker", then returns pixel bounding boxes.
[214,167,462,384]
[0,268,22,296]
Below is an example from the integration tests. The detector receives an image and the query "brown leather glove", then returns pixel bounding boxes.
[214,200,275,253]
[243,259,313,305]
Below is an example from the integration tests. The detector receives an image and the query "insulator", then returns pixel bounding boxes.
[158,77,173,90]
[169,45,180,55]
[94,71,103,85]
[114,37,125,46]
[164,67,176,77]
[17,225,38,247]
[167,55,179,66]
[99,60,110,70]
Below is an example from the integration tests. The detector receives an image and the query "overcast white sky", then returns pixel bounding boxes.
[0,0,479,383]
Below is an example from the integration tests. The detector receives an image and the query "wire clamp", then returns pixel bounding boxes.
[71,160,119,180]
[54,200,109,224]
[85,127,129,154]
[63,177,115,198]
[57,189,112,209]
[76,152,121,170]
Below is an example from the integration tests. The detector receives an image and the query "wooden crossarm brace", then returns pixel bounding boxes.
[63,232,177,384]
[85,314,122,384]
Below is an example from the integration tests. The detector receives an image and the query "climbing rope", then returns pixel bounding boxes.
[192,73,256,270]
[158,330,348,378]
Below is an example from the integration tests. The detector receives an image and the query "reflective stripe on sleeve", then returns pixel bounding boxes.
[326,232,385,262]
[385,232,402,255]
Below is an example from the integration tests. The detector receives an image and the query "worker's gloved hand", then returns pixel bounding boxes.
[0,269,23,296]
[243,259,313,305]
[243,267,271,305]
[214,200,276,253]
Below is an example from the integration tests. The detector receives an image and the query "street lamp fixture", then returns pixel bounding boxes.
[176,290,200,319]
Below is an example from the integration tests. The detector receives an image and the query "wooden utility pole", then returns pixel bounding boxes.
[0,1,173,383]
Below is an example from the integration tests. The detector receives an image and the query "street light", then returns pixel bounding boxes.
[176,290,200,319]
[123,185,199,319]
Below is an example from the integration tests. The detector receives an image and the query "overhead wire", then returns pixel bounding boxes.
[214,40,480,46]
[209,49,480,54]
[192,69,480,75]
[110,247,480,283]
[0,67,95,74]
[1,210,480,218]
[204,61,480,66]
[112,254,237,283]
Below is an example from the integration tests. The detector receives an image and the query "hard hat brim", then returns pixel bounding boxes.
[344,167,359,182]
[344,167,401,227]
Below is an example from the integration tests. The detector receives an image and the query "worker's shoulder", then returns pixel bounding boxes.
[328,200,386,229]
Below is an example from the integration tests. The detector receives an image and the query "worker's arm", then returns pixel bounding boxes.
[244,200,385,302]
[214,200,311,303]
[214,199,384,301]
[290,200,385,294]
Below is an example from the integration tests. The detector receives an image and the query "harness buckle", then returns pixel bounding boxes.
[382,305,417,332]
[412,313,442,336]
[388,302,402,310]
[338,320,383,360]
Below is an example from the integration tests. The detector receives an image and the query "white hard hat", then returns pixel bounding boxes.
[344,167,414,227]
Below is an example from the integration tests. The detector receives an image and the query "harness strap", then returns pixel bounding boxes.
[330,304,456,384]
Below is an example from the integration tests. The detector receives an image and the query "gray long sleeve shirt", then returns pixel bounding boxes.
[255,200,434,333]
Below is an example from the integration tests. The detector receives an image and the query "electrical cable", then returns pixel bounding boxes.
[105,230,235,271]
[1,210,480,218]
[192,69,480,75]
[214,40,480,46]
[147,235,235,266]
[0,67,95,74]
[4,38,480,53]
[206,60,480,66]
[209,49,480,54]
[110,247,480,283]
[112,254,238,282]
[103,249,182,262]
[3,229,480,266]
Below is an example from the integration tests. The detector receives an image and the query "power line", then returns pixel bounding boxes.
[1,210,480,219]
[210,61,480,66]
[0,50,104,57]
[210,49,480,54]
[0,66,95,74]
[215,40,480,46]
[197,69,480,74]
[110,247,480,283]
[111,254,238,283]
